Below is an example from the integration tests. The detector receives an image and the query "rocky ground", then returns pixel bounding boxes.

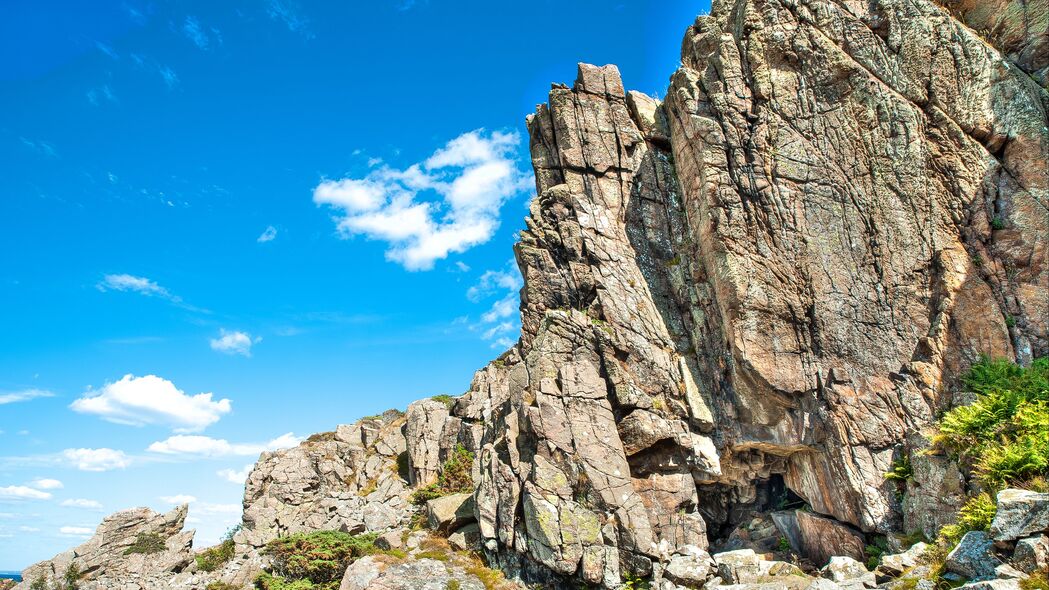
[13,0,1047,588]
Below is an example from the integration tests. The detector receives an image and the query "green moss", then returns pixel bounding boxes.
[206,583,242,590]
[124,532,166,555]
[410,445,474,505]
[257,531,378,590]
[446,582,461,590]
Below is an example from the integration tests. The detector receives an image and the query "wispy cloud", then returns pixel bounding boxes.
[61,448,132,472]
[466,262,522,349]
[97,273,171,298]
[0,388,53,405]
[147,432,300,458]
[159,65,179,88]
[217,464,253,484]
[257,225,278,243]
[87,85,118,106]
[266,0,313,39]
[31,478,63,490]
[0,486,51,501]
[314,129,530,271]
[210,329,260,357]
[58,524,92,535]
[61,499,103,510]
[96,274,205,312]
[95,41,119,59]
[159,494,196,504]
[19,137,59,158]
[182,16,220,50]
[71,374,232,432]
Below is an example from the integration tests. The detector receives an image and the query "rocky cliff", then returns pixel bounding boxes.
[16,0,1048,588]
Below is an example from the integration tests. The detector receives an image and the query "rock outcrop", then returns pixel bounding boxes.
[16,506,196,590]
[16,0,1048,589]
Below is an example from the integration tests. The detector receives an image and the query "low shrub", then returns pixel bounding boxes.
[206,582,242,590]
[410,445,474,505]
[124,532,166,555]
[197,538,236,572]
[257,530,377,590]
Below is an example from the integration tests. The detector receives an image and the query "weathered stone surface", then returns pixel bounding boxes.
[243,412,411,546]
[449,523,482,551]
[990,489,1049,542]
[339,555,487,590]
[877,542,928,578]
[946,531,1000,581]
[820,556,875,589]
[775,510,866,567]
[425,493,475,533]
[663,545,715,586]
[15,506,195,590]
[1011,534,1048,573]
[15,1,1048,589]
[956,580,1022,590]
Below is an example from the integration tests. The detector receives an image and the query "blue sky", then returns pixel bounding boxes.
[0,0,708,570]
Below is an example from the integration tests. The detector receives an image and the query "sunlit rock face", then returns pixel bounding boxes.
[16,0,1047,588]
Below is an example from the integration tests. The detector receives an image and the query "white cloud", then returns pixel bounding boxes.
[182,16,218,50]
[0,388,54,405]
[97,274,171,298]
[19,526,40,532]
[209,330,259,357]
[160,494,197,505]
[314,129,530,271]
[466,262,522,349]
[195,502,240,515]
[31,478,63,490]
[71,374,231,432]
[217,464,253,484]
[61,448,132,472]
[59,526,93,537]
[61,499,103,510]
[257,225,278,243]
[147,432,300,458]
[0,485,52,500]
[467,267,523,302]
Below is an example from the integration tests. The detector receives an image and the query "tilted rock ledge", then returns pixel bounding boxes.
[16,0,1047,588]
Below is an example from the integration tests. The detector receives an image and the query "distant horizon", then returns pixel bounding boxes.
[0,0,709,571]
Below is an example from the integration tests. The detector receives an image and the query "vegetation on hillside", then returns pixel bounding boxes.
[254,531,378,590]
[410,445,474,505]
[920,357,1048,579]
[123,532,167,555]
[933,357,1048,489]
[196,525,241,572]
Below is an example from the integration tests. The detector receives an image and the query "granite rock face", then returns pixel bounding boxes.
[242,410,412,546]
[15,506,196,590]
[17,0,1049,589]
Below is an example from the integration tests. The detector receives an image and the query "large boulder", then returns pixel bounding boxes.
[425,493,476,533]
[946,531,1000,581]
[663,545,716,587]
[990,489,1049,542]
[820,556,875,589]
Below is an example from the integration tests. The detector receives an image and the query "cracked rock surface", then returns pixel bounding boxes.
[15,0,1047,589]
